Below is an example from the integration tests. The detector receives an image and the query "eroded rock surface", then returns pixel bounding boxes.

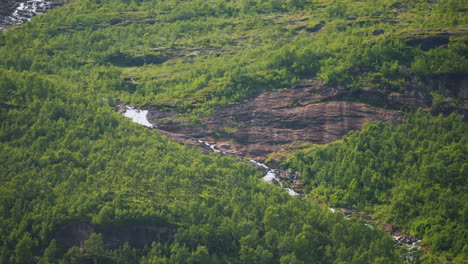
[152,82,405,161]
[149,78,467,161]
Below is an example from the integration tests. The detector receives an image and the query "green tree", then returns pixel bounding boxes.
[15,233,34,264]
[92,205,114,225]
[84,233,105,256]
[40,239,57,264]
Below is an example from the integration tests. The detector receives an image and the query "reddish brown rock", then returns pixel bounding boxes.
[152,82,403,160]
[151,74,468,159]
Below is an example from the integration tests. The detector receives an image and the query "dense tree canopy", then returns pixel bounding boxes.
[0,0,466,121]
[0,68,403,263]
[284,111,467,262]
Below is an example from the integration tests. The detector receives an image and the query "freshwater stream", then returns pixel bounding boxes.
[121,105,421,259]
[1,0,55,30]
[121,105,299,196]
[123,106,154,128]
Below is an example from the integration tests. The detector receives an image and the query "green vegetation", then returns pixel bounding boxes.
[0,0,467,121]
[0,68,402,262]
[284,111,467,262]
[0,0,466,263]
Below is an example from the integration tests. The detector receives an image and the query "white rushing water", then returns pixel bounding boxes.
[198,140,222,153]
[287,188,300,196]
[394,236,422,249]
[248,160,299,196]
[123,106,154,128]
[262,170,279,183]
[2,0,52,29]
[120,106,298,196]
[249,159,269,169]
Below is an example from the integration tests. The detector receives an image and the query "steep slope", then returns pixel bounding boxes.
[0,69,402,263]
[0,0,63,30]
[283,112,467,261]
[153,81,404,160]
[0,0,466,263]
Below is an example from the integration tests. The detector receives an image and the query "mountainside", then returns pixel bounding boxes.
[0,0,467,263]
[284,111,467,261]
[153,81,404,160]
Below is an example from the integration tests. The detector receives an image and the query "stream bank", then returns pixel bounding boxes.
[119,103,302,196]
[119,103,422,253]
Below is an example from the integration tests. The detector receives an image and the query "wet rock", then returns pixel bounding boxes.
[116,104,127,114]
[393,234,420,247]
[341,208,352,216]
[0,0,63,30]
[346,16,357,20]
[293,189,304,194]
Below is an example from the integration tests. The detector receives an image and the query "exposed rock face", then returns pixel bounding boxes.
[55,222,177,249]
[205,96,400,158]
[152,82,404,160]
[150,77,467,161]
[411,75,468,120]
[55,222,95,248]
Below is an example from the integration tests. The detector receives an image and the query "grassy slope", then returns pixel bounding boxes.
[1,0,466,120]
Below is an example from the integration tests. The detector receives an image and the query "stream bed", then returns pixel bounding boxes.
[123,106,154,128]
[1,0,61,30]
[120,105,421,257]
[121,104,300,196]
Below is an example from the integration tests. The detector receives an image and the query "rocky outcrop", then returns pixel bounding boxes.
[405,29,468,51]
[55,222,177,250]
[149,77,466,161]
[406,34,450,51]
[152,82,406,160]
[411,75,468,119]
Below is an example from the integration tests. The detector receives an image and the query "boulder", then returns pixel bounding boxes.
[373,29,385,35]
[406,35,450,51]
[307,21,326,32]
